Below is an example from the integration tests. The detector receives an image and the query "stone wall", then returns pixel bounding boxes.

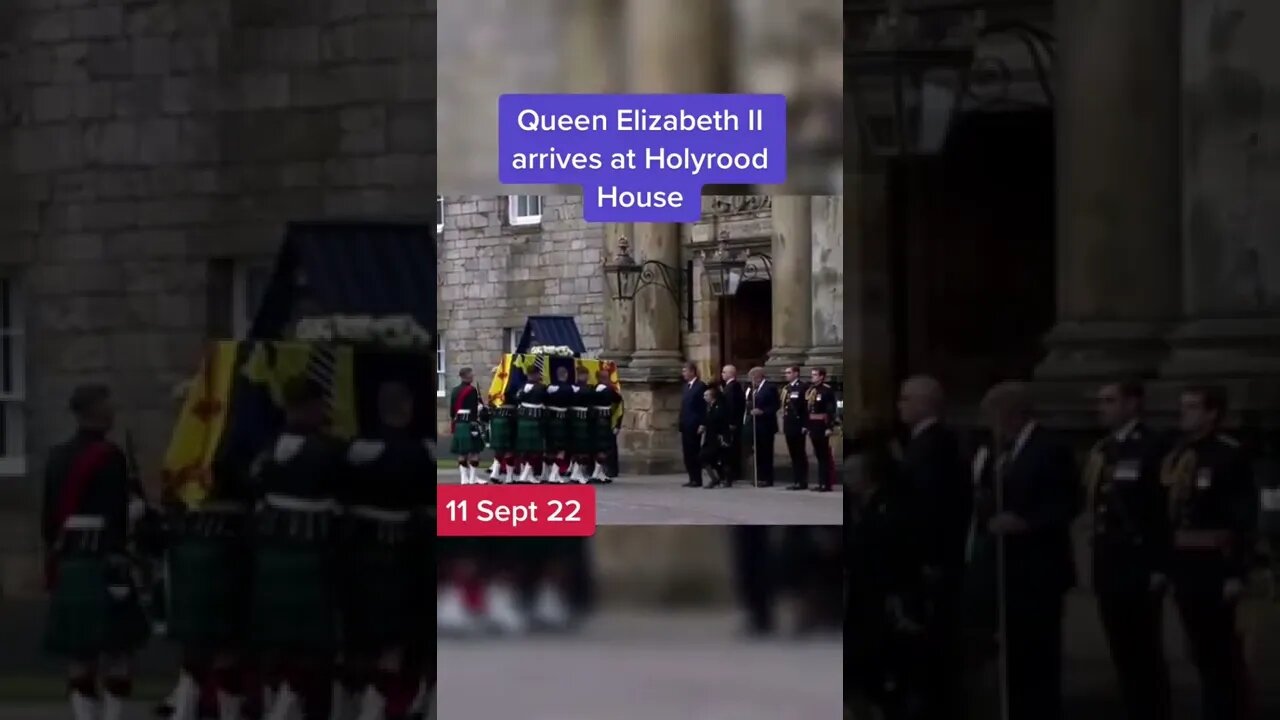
[0,0,436,597]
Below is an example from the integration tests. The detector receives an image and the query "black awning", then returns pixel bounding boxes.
[516,315,586,356]
[249,221,436,340]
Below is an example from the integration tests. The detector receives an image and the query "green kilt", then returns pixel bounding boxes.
[341,537,415,652]
[45,554,149,658]
[546,409,570,452]
[515,408,545,453]
[167,536,246,649]
[449,419,485,455]
[569,410,593,456]
[250,542,335,653]
[589,408,614,454]
[489,408,516,453]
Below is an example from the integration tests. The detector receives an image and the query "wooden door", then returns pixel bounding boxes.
[891,108,1057,405]
[724,281,773,370]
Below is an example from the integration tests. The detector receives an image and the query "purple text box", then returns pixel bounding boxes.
[498,94,787,222]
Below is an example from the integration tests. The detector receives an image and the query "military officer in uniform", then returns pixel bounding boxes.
[782,366,810,490]
[544,366,575,484]
[342,381,436,720]
[249,377,345,720]
[515,368,549,483]
[804,368,839,493]
[1163,385,1257,720]
[43,384,150,720]
[448,367,485,484]
[1085,379,1172,720]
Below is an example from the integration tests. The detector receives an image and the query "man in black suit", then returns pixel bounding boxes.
[896,375,971,719]
[978,381,1080,720]
[721,365,746,484]
[678,362,708,488]
[745,366,780,487]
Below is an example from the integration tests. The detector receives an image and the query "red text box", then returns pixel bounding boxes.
[437,484,597,537]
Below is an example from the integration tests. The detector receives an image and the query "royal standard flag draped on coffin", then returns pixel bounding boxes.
[486,354,624,428]
[162,341,356,509]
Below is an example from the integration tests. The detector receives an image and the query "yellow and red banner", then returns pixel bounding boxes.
[486,354,623,427]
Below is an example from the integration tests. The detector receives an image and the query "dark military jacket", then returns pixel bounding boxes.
[1163,432,1257,581]
[515,381,548,406]
[545,379,574,410]
[345,429,435,511]
[449,382,480,423]
[805,382,839,431]
[1084,420,1172,591]
[782,379,809,436]
[41,429,130,553]
[253,428,346,501]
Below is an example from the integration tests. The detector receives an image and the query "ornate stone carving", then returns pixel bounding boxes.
[709,196,772,216]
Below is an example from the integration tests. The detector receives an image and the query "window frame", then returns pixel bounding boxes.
[436,333,447,397]
[436,195,445,234]
[0,276,26,477]
[507,195,543,226]
[231,259,274,340]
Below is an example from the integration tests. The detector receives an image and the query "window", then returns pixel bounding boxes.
[436,195,445,234]
[436,333,446,397]
[0,277,25,475]
[502,327,520,354]
[507,195,542,226]
[231,260,274,339]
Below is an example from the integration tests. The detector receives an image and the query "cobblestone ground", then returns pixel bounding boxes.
[437,473,844,524]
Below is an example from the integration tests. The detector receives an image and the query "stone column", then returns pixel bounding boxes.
[844,156,895,425]
[559,0,624,93]
[807,196,843,377]
[627,222,684,373]
[1159,0,1280,414]
[601,222,636,366]
[1034,0,1182,422]
[765,196,812,375]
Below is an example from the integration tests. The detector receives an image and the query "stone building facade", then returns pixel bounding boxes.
[437,194,842,471]
[0,0,435,597]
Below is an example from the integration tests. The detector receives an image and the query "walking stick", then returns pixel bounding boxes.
[752,413,758,488]
[993,441,1011,720]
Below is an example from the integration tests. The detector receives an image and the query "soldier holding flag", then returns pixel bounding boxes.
[42,384,150,720]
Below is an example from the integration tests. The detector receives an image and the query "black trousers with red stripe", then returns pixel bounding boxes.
[806,425,835,490]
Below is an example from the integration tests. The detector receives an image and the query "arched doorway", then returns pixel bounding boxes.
[890,108,1057,407]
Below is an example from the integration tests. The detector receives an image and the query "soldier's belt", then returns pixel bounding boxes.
[519,405,546,418]
[350,505,412,524]
[494,406,516,416]
[454,410,473,419]
[1174,530,1234,550]
[63,515,106,531]
[264,494,337,514]
[548,407,567,414]
[570,408,589,419]
[591,406,612,412]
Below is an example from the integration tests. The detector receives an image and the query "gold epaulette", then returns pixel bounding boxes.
[1082,444,1105,514]
[1162,445,1197,520]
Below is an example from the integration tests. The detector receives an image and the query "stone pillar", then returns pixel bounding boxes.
[627,222,684,373]
[1034,0,1182,423]
[559,0,623,92]
[844,158,895,425]
[624,0,731,93]
[807,196,843,378]
[1160,0,1280,415]
[765,196,812,375]
[602,222,636,366]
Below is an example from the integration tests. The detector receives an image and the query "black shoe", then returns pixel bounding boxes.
[683,481,701,488]
[759,481,774,487]
[810,485,831,492]
[786,484,807,491]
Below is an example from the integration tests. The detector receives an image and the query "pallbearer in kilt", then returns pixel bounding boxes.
[341,381,436,720]
[1163,385,1258,720]
[42,384,149,720]
[590,378,623,483]
[544,366,575,483]
[515,368,549,483]
[1084,380,1173,720]
[448,367,486,485]
[162,465,253,720]
[567,375,594,484]
[804,368,839,492]
[249,377,345,719]
[487,403,518,484]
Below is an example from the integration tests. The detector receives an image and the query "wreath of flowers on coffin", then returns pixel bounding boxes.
[528,345,575,357]
[294,314,434,348]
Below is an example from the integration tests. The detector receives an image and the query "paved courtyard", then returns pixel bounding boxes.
[437,473,844,525]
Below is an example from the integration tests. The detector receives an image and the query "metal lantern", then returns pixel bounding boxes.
[604,236,643,301]
[699,233,772,299]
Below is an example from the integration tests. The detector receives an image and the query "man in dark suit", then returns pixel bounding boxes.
[978,381,1080,720]
[896,375,971,719]
[678,362,708,488]
[745,366,780,487]
[721,365,747,484]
